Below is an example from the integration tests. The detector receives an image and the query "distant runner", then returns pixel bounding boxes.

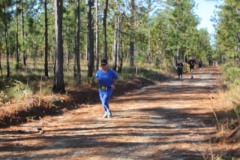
[198,60,203,70]
[188,58,196,79]
[176,62,183,79]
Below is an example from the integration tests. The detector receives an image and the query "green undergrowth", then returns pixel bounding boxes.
[0,64,170,105]
[119,65,171,82]
[222,65,240,113]
[0,75,52,105]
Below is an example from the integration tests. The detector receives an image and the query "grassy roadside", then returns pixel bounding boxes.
[208,65,240,159]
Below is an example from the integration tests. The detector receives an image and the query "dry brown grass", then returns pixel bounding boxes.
[209,88,240,146]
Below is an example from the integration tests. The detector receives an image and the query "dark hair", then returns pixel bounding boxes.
[101,59,108,64]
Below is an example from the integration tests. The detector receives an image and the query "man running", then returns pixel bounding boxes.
[188,58,196,79]
[176,62,183,79]
[198,60,203,70]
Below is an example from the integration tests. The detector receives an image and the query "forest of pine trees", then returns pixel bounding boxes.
[0,0,239,93]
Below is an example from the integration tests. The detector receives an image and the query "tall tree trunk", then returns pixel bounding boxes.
[74,0,81,85]
[21,0,26,66]
[147,30,151,63]
[129,0,135,67]
[103,0,108,59]
[118,28,123,73]
[112,5,120,71]
[117,15,123,73]
[44,0,49,78]
[52,0,65,93]
[5,28,10,78]
[66,24,70,71]
[4,1,10,77]
[16,11,19,70]
[0,44,2,76]
[87,0,94,78]
[95,0,99,70]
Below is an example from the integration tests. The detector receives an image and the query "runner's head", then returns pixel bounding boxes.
[101,59,107,66]
[101,59,108,70]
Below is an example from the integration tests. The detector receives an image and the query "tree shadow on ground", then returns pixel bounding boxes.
[0,73,163,128]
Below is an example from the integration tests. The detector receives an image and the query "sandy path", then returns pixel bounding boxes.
[0,67,229,160]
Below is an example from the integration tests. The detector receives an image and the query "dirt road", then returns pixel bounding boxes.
[0,67,238,159]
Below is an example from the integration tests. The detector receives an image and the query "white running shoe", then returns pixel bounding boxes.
[103,112,108,118]
[107,110,112,118]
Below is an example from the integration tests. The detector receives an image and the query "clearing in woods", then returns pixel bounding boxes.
[0,66,239,160]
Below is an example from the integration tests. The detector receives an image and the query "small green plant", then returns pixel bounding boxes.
[222,65,240,118]
[224,66,240,85]
[6,80,33,100]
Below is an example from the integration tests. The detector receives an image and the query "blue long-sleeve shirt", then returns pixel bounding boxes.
[95,69,118,87]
